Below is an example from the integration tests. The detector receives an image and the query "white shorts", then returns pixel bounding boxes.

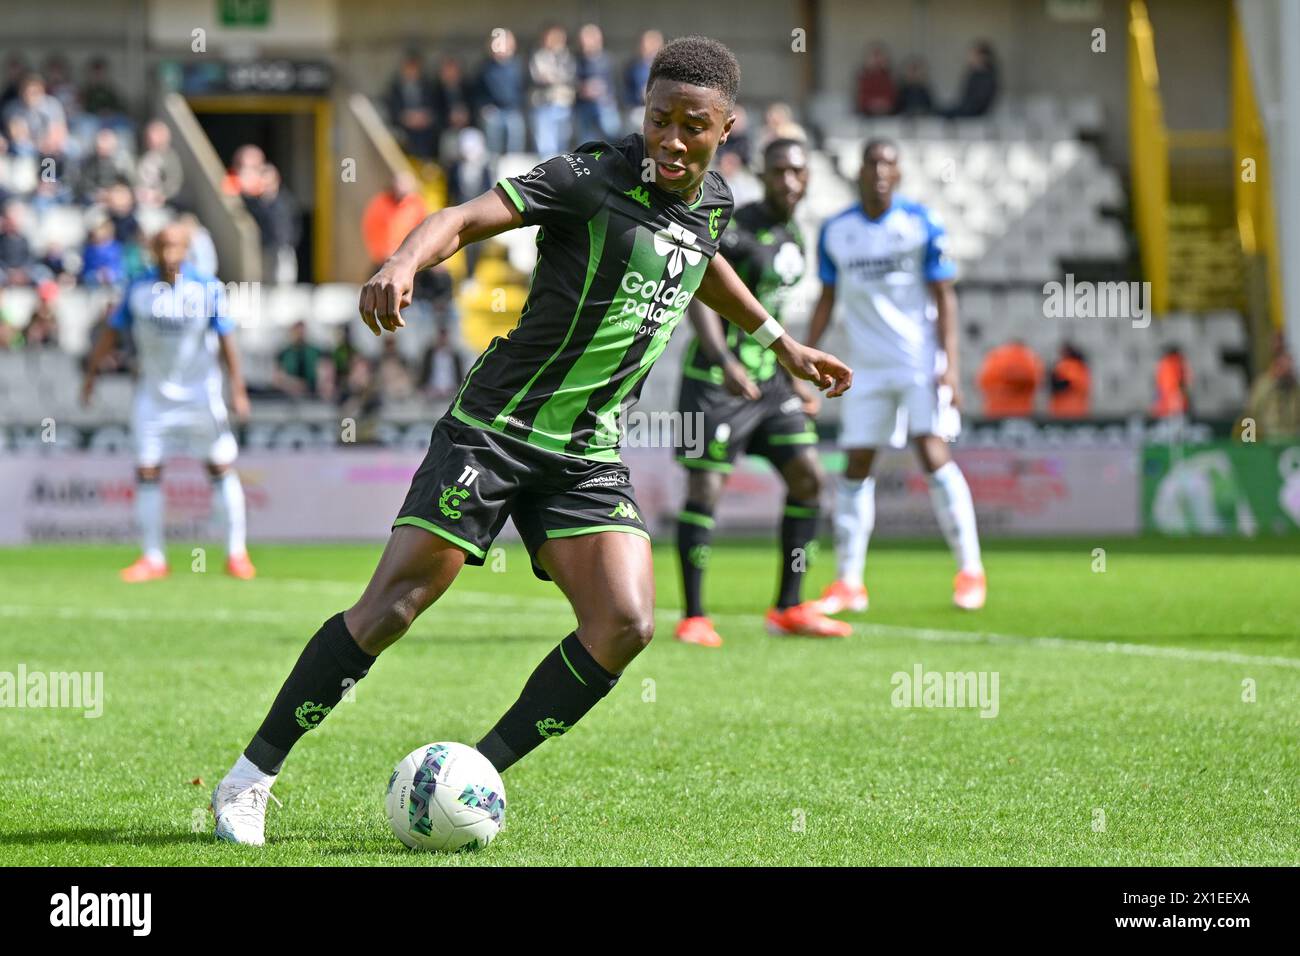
[839,366,961,449]
[132,391,238,468]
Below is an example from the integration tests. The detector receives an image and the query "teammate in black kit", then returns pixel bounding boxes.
[674,139,851,647]
[210,36,851,845]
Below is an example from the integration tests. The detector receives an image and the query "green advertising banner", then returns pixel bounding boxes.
[1143,441,1300,535]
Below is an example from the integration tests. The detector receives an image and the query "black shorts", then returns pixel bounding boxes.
[394,414,649,580]
[676,374,818,474]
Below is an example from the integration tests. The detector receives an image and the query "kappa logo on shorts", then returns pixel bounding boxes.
[574,472,628,490]
[609,501,641,522]
[780,395,804,415]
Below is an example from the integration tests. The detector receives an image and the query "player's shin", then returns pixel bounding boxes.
[927,461,983,573]
[136,475,165,563]
[476,632,619,774]
[777,498,819,609]
[239,612,377,778]
[676,502,716,618]
[211,470,248,557]
[833,475,875,583]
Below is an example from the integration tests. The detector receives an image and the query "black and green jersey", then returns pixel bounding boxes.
[682,202,807,387]
[451,134,734,461]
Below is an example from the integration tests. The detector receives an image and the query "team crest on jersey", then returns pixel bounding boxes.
[653,223,703,277]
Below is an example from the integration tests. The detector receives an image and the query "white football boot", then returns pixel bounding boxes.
[212,778,281,846]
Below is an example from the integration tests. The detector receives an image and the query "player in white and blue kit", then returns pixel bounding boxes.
[81,223,256,582]
[806,139,985,611]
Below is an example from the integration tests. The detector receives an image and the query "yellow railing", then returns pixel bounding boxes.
[1231,5,1283,330]
[1128,0,1169,314]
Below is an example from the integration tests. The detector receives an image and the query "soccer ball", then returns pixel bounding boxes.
[385,742,506,852]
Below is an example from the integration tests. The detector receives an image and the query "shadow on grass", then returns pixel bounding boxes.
[0,827,211,848]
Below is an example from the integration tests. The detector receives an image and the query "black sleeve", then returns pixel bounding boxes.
[496,148,606,228]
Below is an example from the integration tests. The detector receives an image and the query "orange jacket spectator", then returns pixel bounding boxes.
[1151,347,1191,417]
[362,173,429,266]
[977,340,1043,417]
[1048,346,1090,418]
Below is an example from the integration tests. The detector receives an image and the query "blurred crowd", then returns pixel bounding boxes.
[975,336,1298,437]
[0,53,200,362]
[853,40,999,119]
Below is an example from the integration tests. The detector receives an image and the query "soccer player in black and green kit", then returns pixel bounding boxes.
[210,36,850,845]
[674,138,851,647]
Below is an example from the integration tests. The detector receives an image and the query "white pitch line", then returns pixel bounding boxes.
[4,582,1298,671]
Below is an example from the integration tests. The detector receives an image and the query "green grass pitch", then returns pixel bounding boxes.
[0,537,1296,866]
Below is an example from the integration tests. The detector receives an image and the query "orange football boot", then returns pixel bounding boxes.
[120,556,169,583]
[766,602,853,637]
[674,616,723,647]
[815,579,869,614]
[226,553,257,580]
[953,570,987,610]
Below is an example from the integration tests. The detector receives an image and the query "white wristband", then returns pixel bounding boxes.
[751,317,785,349]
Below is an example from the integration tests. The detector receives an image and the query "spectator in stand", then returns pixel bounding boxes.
[855,44,898,117]
[896,56,935,116]
[3,74,67,147]
[0,56,29,113]
[574,24,620,144]
[529,24,576,155]
[1151,345,1191,417]
[223,144,265,197]
[0,199,36,284]
[80,127,133,202]
[477,28,527,155]
[944,41,999,119]
[977,339,1043,417]
[1243,346,1300,439]
[621,29,663,133]
[23,281,59,349]
[136,120,183,209]
[419,324,466,400]
[32,121,75,207]
[80,210,125,288]
[254,164,299,284]
[433,56,473,144]
[377,336,416,403]
[1,128,38,199]
[387,52,438,159]
[274,321,326,400]
[754,102,808,157]
[340,352,381,433]
[447,125,493,208]
[105,180,140,245]
[40,55,79,118]
[362,170,429,267]
[331,324,357,383]
[82,57,128,124]
[1048,342,1090,418]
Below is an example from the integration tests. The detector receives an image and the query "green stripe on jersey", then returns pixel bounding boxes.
[531,227,669,447]
[494,209,609,430]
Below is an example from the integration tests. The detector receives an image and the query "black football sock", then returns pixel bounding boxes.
[777,498,820,610]
[244,612,376,775]
[476,632,618,773]
[676,501,715,619]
